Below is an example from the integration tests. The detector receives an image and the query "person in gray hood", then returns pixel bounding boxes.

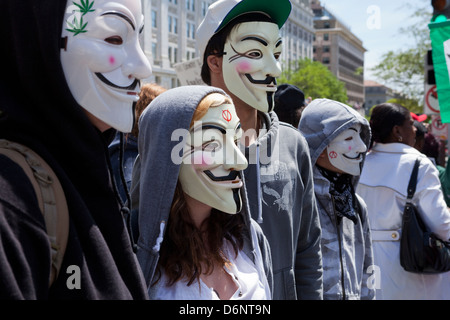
[130,85,272,299]
[298,99,376,300]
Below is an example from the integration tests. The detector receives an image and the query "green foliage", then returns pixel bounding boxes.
[278,58,348,104]
[385,97,422,114]
[371,49,424,99]
[370,4,432,102]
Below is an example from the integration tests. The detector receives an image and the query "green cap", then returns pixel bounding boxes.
[216,0,292,33]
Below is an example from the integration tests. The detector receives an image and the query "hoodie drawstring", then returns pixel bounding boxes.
[152,221,165,252]
[255,142,263,224]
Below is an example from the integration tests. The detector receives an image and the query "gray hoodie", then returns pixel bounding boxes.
[298,98,375,300]
[244,111,323,300]
[130,85,272,298]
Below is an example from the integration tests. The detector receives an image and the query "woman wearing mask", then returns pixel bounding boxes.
[131,86,272,300]
[357,103,450,300]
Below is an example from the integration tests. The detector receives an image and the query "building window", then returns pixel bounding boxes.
[324,33,329,41]
[202,1,208,16]
[186,22,196,39]
[151,10,157,28]
[186,0,195,11]
[322,57,330,64]
[168,15,178,34]
[152,42,157,59]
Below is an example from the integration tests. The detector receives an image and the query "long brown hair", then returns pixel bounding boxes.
[154,182,244,287]
[153,93,245,287]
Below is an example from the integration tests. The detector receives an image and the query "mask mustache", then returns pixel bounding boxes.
[203,170,241,182]
[245,74,277,86]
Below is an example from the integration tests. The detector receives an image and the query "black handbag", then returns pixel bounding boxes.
[400,158,450,274]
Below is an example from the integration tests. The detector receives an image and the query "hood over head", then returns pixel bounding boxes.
[0,0,147,298]
[298,98,371,174]
[133,85,255,285]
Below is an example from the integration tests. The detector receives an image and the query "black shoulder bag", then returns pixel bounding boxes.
[400,158,450,274]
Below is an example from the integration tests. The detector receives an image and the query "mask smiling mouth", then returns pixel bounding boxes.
[95,72,140,95]
[244,74,277,90]
[343,153,363,160]
[203,170,243,188]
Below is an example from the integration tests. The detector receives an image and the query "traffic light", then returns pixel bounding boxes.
[432,0,450,22]
[426,50,436,85]
[424,50,439,114]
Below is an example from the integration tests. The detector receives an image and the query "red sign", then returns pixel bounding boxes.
[425,85,440,114]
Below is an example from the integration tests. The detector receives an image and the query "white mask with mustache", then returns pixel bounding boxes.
[327,124,367,176]
[60,0,152,132]
[179,102,248,214]
[222,21,282,112]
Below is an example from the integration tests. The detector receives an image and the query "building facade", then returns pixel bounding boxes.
[142,0,315,89]
[364,80,405,116]
[280,0,315,68]
[311,0,366,107]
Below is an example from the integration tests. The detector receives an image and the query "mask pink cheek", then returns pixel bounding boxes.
[236,61,252,73]
[192,153,214,169]
[109,55,116,66]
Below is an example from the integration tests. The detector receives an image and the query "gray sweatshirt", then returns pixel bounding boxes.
[130,85,272,298]
[243,111,323,300]
[298,98,375,300]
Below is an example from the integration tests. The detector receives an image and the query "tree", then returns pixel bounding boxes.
[386,97,422,114]
[370,4,432,102]
[278,58,348,103]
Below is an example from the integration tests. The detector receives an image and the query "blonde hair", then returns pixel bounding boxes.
[190,92,232,127]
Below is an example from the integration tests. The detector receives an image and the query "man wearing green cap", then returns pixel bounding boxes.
[196,0,323,300]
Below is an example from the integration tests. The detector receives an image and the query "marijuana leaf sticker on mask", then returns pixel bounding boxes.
[65,0,95,36]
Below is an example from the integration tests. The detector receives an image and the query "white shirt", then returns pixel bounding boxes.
[153,240,269,300]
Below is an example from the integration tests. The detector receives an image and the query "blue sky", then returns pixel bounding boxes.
[320,0,433,82]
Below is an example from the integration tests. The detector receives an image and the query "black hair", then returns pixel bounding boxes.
[201,12,275,85]
[274,84,305,128]
[414,121,427,140]
[422,132,440,163]
[369,103,410,148]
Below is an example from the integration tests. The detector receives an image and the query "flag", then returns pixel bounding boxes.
[429,20,450,123]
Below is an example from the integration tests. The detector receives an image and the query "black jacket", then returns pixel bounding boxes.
[0,0,147,299]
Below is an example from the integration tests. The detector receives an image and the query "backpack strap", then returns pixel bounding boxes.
[0,139,69,287]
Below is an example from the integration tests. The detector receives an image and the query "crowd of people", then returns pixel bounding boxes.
[0,0,449,301]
